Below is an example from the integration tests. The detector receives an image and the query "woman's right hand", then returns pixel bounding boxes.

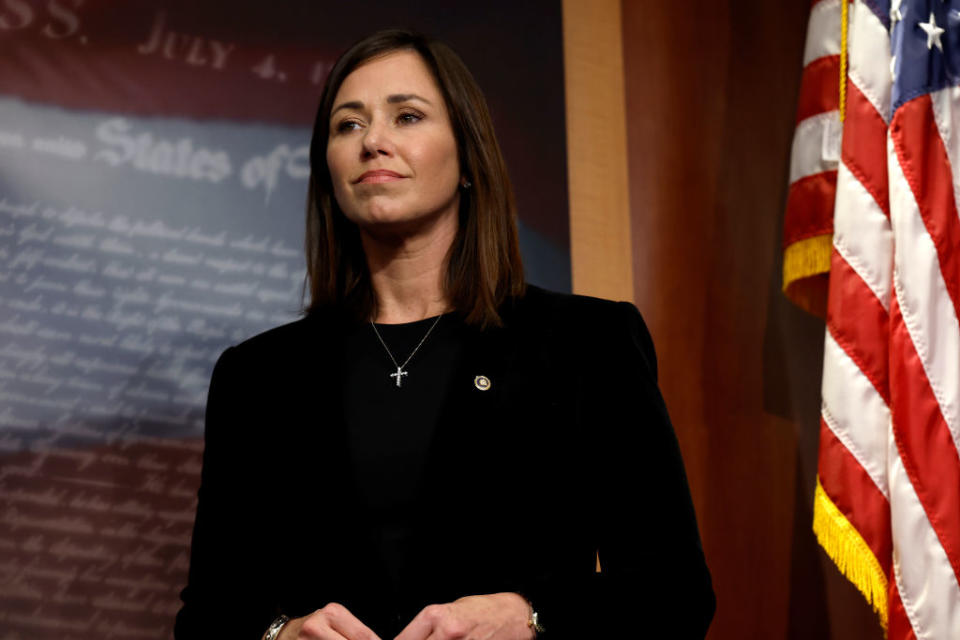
[277,603,382,640]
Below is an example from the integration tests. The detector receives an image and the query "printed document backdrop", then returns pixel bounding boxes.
[0,2,569,637]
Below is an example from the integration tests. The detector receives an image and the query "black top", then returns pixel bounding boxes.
[342,313,464,593]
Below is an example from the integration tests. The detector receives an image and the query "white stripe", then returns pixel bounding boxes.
[847,0,892,123]
[821,331,891,500]
[803,0,842,67]
[888,136,960,454]
[790,111,841,184]
[832,161,894,310]
[889,443,960,639]
[929,86,960,234]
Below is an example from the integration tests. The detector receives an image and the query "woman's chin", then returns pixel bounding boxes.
[345,202,412,226]
[357,212,417,231]
[353,206,457,239]
[355,216,433,245]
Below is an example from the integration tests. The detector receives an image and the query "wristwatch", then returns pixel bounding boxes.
[262,614,289,640]
[520,595,545,637]
[528,608,546,636]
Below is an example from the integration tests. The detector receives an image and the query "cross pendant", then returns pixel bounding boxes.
[390,366,408,388]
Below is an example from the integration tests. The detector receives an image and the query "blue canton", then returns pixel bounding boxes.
[891,0,960,111]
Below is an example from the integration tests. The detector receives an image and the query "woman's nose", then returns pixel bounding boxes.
[361,121,392,158]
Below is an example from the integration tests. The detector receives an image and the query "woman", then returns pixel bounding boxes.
[175,29,714,640]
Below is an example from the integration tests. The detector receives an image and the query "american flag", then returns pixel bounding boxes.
[783,0,843,316]
[788,0,960,636]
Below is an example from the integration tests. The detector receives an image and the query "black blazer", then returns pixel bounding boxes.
[174,285,715,639]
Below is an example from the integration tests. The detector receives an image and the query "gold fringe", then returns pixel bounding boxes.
[813,478,889,629]
[840,0,849,122]
[783,234,832,288]
[782,235,832,316]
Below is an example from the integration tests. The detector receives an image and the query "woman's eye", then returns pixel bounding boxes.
[335,120,360,133]
[398,112,423,125]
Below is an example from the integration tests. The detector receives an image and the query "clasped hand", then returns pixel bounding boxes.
[278,592,535,640]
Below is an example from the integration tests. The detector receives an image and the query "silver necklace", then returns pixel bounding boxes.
[370,314,443,388]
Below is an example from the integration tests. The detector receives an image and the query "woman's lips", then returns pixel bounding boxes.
[356,170,404,184]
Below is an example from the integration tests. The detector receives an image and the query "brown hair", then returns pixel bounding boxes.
[304,28,525,328]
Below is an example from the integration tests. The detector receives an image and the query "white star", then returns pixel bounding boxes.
[890,54,898,82]
[891,0,903,23]
[919,12,946,52]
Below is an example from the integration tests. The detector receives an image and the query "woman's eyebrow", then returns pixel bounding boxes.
[386,93,431,105]
[331,93,432,116]
[331,100,363,116]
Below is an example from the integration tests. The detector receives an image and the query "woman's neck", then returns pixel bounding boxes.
[360,220,456,324]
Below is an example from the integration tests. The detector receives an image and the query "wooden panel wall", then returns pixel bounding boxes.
[564,0,887,637]
[562,0,634,303]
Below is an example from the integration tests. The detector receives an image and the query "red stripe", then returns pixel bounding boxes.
[818,417,893,576]
[841,79,891,218]
[888,583,918,640]
[826,249,890,405]
[796,55,841,123]
[889,295,960,585]
[890,95,960,324]
[784,170,837,247]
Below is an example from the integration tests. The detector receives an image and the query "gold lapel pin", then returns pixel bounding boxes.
[473,375,491,391]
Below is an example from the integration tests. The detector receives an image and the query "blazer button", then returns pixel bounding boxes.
[474,375,491,391]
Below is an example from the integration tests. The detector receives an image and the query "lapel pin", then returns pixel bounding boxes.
[473,375,491,391]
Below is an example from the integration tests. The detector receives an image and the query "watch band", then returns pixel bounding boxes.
[262,614,289,640]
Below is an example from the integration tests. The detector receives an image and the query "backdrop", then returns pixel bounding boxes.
[0,2,569,637]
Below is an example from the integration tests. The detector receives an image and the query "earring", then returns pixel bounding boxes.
[461,178,472,189]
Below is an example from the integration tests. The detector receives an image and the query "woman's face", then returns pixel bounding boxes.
[326,50,461,237]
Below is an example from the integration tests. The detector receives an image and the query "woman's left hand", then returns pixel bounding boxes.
[394,592,535,640]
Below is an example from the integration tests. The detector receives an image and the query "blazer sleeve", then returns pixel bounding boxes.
[174,346,279,639]
[522,301,715,639]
